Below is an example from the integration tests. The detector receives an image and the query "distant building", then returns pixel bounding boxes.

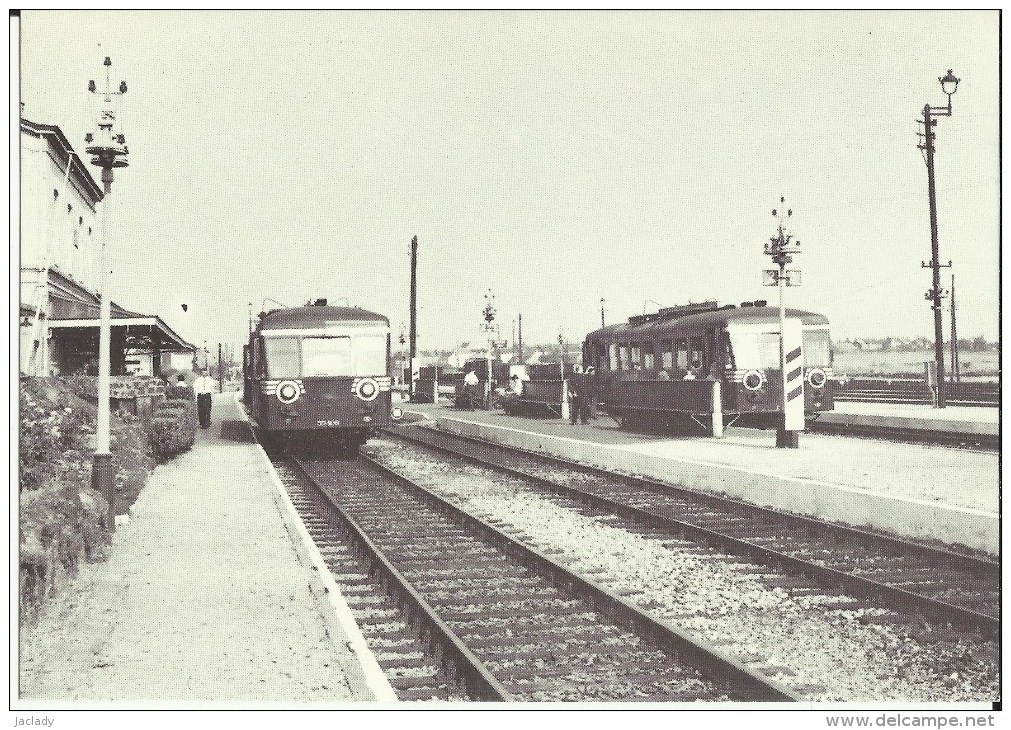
[20,117,194,376]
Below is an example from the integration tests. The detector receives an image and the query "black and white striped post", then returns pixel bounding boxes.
[764,199,803,449]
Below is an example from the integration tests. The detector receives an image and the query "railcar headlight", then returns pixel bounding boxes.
[391,406,404,420]
[355,377,379,402]
[743,370,764,391]
[808,368,827,389]
[277,380,301,404]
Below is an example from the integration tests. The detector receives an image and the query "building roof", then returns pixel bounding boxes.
[20,117,104,203]
[45,269,194,352]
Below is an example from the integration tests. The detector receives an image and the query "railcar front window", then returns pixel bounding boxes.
[354,335,387,375]
[803,329,832,367]
[264,337,300,378]
[728,330,780,370]
[302,336,352,376]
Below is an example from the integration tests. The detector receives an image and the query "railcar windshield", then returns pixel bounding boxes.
[727,330,781,370]
[301,334,387,376]
[803,328,832,367]
[353,335,387,375]
[302,336,353,376]
[263,337,300,378]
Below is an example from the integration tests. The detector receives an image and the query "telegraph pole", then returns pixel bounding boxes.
[409,235,418,402]
[916,70,960,408]
[517,313,523,363]
[86,57,129,529]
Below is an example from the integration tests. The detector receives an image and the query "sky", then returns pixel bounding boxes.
[17,10,1000,356]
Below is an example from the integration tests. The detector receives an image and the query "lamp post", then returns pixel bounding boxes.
[917,69,960,408]
[86,57,129,530]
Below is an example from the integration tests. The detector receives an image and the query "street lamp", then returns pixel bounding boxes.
[86,57,129,530]
[917,69,960,408]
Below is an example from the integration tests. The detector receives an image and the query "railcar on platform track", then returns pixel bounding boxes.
[243,300,403,456]
[582,300,834,434]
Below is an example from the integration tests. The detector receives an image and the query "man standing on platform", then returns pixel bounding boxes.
[193,367,216,429]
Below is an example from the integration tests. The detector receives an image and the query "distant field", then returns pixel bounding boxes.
[832,349,998,379]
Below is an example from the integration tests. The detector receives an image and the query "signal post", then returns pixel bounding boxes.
[763,199,803,449]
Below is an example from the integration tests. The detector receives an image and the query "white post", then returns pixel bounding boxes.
[711,380,723,438]
[560,380,570,421]
[96,181,112,455]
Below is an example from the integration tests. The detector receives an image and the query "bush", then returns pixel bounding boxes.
[19,377,156,624]
[150,399,197,459]
[165,383,195,401]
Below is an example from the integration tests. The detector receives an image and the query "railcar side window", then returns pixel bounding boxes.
[617,344,628,371]
[302,336,352,376]
[675,338,688,371]
[642,341,656,370]
[660,340,674,370]
[264,337,300,378]
[609,344,617,371]
[630,343,642,370]
[689,337,705,370]
[354,335,387,375]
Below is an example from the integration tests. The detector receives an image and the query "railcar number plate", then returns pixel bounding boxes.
[317,419,341,426]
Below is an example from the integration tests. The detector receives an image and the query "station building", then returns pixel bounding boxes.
[20,116,194,377]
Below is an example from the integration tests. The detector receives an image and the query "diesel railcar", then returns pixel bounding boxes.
[243,301,402,455]
[583,300,834,434]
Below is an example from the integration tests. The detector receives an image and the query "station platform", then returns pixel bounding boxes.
[19,393,396,704]
[821,400,998,437]
[403,402,999,557]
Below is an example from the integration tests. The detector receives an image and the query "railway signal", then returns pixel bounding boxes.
[763,198,803,448]
[482,291,498,407]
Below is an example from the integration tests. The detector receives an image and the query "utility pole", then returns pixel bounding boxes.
[917,70,960,408]
[558,332,565,379]
[763,198,803,449]
[517,313,523,364]
[217,343,224,392]
[949,272,959,384]
[409,235,418,402]
[86,57,129,530]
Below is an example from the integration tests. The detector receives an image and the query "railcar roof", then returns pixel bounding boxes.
[585,305,829,341]
[258,305,389,330]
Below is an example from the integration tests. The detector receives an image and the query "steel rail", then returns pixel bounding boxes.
[285,455,513,701]
[355,451,799,702]
[386,425,998,637]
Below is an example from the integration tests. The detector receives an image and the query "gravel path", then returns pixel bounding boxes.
[368,439,998,703]
[19,396,371,702]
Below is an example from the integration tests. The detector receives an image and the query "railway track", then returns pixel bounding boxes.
[806,420,997,451]
[271,450,797,702]
[385,423,999,639]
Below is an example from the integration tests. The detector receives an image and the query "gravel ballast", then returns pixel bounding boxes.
[367,438,998,703]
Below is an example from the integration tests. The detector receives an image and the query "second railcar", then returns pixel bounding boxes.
[583,300,834,434]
